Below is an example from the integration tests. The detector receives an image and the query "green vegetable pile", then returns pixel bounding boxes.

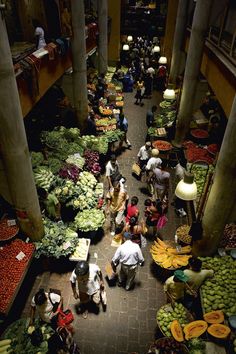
[66,154,85,169]
[74,208,105,232]
[34,218,79,258]
[31,152,44,169]
[103,129,125,143]
[200,256,236,316]
[191,164,214,205]
[187,338,206,354]
[2,318,53,354]
[157,303,189,337]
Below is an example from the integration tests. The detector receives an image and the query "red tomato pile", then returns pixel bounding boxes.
[0,239,35,314]
[0,219,19,241]
[183,141,214,164]
[207,144,218,156]
[152,140,172,151]
[190,129,209,139]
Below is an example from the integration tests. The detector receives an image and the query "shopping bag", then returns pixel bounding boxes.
[132,162,141,176]
[156,215,168,229]
[56,308,74,328]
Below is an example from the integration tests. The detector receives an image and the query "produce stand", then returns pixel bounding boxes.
[156,303,194,337]
[149,337,189,354]
[0,239,35,316]
[69,238,90,261]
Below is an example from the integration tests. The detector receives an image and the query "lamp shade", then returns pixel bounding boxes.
[158,56,167,64]
[123,44,129,51]
[163,89,176,100]
[127,35,133,42]
[175,172,197,201]
[153,45,160,53]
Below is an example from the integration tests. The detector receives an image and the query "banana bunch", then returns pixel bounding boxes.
[150,238,192,269]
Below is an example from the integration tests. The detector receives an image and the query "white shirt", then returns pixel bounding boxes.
[112,240,144,266]
[153,168,170,190]
[147,67,155,77]
[31,292,61,323]
[146,157,162,171]
[184,269,214,292]
[105,160,119,177]
[70,263,101,296]
[137,146,151,161]
[35,27,46,49]
[175,163,185,181]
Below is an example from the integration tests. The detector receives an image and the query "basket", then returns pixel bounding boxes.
[176,225,192,245]
[156,303,194,337]
[153,337,190,354]
[152,140,172,151]
[0,219,19,242]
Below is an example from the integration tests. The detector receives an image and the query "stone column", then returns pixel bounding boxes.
[173,0,213,147]
[71,0,88,131]
[169,0,188,84]
[193,95,236,256]
[0,14,44,240]
[98,0,108,75]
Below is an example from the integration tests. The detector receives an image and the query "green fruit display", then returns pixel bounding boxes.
[191,164,214,205]
[157,303,189,337]
[200,256,236,316]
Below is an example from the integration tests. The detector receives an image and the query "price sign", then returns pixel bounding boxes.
[7,219,16,226]
[16,251,26,261]
[63,241,72,250]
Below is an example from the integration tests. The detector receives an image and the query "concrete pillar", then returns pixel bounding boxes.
[108,0,121,65]
[71,0,88,131]
[169,0,188,84]
[173,0,213,147]
[0,14,44,241]
[193,95,236,256]
[162,0,179,68]
[98,0,108,74]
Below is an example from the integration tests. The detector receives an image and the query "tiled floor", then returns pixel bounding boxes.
[19,90,187,354]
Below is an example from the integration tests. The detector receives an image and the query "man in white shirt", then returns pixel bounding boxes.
[146,149,162,171]
[153,160,170,200]
[105,154,121,189]
[70,261,104,318]
[111,233,144,291]
[32,19,46,49]
[137,141,152,169]
[30,288,62,324]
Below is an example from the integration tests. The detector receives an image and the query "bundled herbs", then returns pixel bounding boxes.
[103,129,125,143]
[34,218,79,258]
[43,157,62,174]
[74,208,105,232]
[31,151,44,169]
[41,130,67,151]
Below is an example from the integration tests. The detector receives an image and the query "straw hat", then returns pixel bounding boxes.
[151,148,159,157]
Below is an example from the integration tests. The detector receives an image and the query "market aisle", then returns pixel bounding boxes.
[21,91,181,354]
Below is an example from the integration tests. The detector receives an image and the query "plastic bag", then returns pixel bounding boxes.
[156,215,168,229]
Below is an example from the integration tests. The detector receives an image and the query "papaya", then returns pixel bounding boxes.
[170,320,184,342]
[203,310,224,324]
[207,324,231,339]
[183,320,208,340]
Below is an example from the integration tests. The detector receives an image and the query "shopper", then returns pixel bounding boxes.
[70,261,104,319]
[152,160,170,201]
[123,216,146,247]
[173,159,187,217]
[146,149,162,195]
[134,77,145,106]
[85,111,97,136]
[184,257,214,292]
[137,141,152,170]
[32,19,46,49]
[144,198,162,239]
[30,288,63,325]
[146,105,157,128]
[47,326,81,354]
[164,270,193,305]
[126,196,139,224]
[111,232,144,291]
[106,180,128,236]
[105,154,122,190]
[117,112,132,149]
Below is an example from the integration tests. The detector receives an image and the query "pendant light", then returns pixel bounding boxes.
[153,45,160,53]
[175,171,197,201]
[123,44,129,51]
[163,88,176,100]
[127,35,133,42]
[158,56,167,64]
